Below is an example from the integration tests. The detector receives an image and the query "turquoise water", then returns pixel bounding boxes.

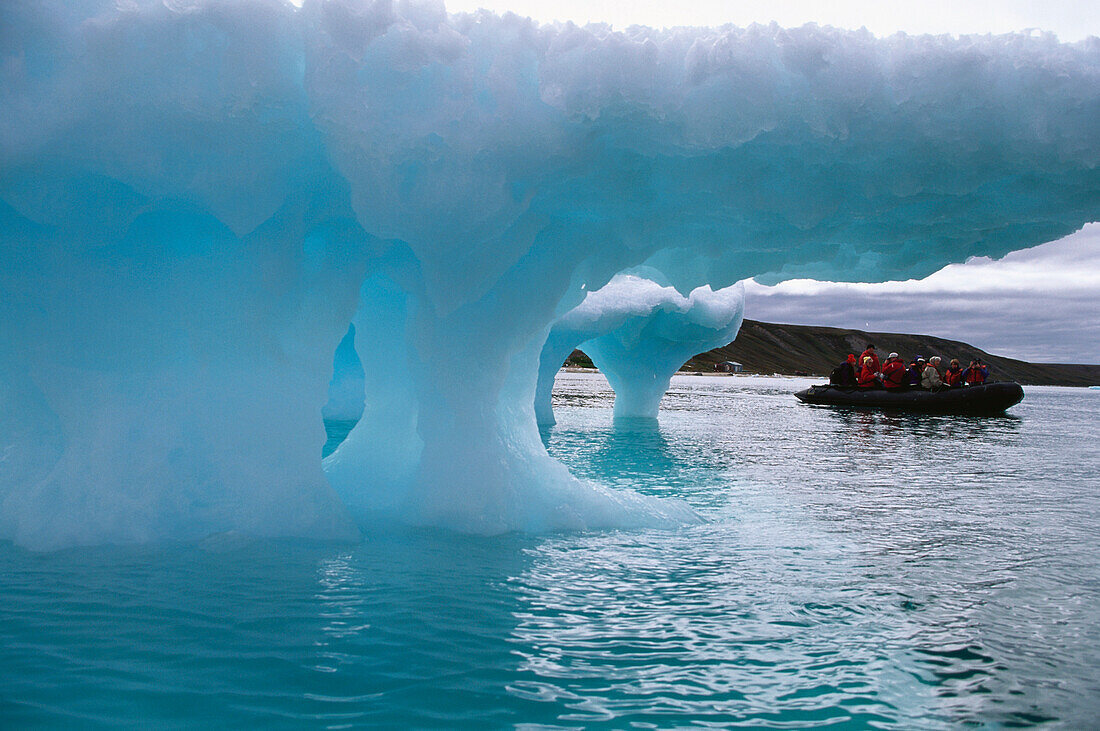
[3,373,1099,727]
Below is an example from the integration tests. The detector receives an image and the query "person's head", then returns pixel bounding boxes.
[888,352,899,361]
[866,344,876,351]
[863,356,872,365]
[916,356,926,365]
[950,359,960,368]
[930,356,941,365]
[847,353,856,363]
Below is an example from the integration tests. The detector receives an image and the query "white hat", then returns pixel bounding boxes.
[888,352,898,359]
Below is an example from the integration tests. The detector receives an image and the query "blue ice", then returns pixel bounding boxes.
[1,0,1098,548]
[535,274,745,424]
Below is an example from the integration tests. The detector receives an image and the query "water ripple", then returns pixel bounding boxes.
[2,376,1098,727]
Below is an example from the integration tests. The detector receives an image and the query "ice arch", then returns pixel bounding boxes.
[535,275,745,424]
[1,0,1098,548]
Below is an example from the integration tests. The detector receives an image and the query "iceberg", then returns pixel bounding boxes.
[1,0,1098,548]
[536,274,745,424]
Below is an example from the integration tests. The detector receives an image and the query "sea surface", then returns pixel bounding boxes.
[3,373,1099,728]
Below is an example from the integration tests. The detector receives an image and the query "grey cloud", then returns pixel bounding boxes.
[745,225,1100,363]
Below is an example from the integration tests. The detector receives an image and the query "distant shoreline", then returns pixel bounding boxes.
[566,320,1100,388]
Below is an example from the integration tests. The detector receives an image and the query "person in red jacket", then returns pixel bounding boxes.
[943,358,964,387]
[859,344,881,374]
[856,355,880,388]
[963,360,988,385]
[881,352,907,389]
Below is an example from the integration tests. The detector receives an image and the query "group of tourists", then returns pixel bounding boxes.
[829,344,990,391]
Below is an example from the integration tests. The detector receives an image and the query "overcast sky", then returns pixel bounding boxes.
[443,0,1100,363]
[743,225,1100,364]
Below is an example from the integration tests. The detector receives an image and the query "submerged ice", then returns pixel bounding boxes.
[1,0,1098,548]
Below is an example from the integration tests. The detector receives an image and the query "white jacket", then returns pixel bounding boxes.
[921,364,942,390]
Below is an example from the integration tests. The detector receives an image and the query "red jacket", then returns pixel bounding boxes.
[944,366,964,386]
[964,365,986,385]
[857,364,879,388]
[882,359,907,388]
[859,349,881,373]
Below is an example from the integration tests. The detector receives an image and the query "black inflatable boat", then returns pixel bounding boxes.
[794,382,1024,414]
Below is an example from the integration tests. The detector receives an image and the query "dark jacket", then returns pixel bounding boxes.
[830,361,857,387]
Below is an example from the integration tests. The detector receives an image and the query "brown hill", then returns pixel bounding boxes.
[676,320,1100,387]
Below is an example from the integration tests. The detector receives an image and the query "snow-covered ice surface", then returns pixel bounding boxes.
[1,0,1098,548]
